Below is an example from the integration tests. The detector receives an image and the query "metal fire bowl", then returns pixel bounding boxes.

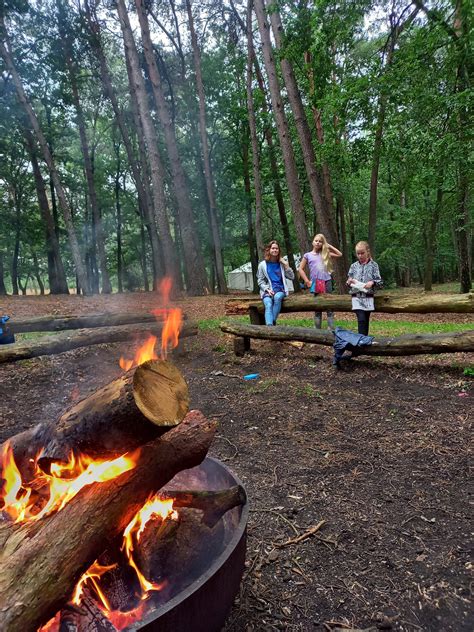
[131,457,248,632]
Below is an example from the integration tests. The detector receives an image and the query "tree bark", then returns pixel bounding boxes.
[0,18,90,295]
[82,0,162,288]
[225,292,474,315]
[116,0,179,286]
[0,321,198,364]
[246,0,264,260]
[267,4,346,293]
[253,0,310,256]
[23,128,69,294]
[221,322,474,355]
[185,0,227,293]
[368,8,419,251]
[0,411,217,632]
[135,0,209,296]
[56,0,112,294]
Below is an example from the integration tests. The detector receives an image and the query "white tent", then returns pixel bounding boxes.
[227,255,301,292]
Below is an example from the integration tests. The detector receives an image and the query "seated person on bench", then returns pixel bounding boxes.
[256,240,294,326]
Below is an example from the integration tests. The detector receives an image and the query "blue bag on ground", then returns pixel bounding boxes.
[333,326,373,366]
[0,316,15,345]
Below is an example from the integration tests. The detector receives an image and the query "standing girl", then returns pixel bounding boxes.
[298,234,342,330]
[257,240,295,326]
[347,241,383,335]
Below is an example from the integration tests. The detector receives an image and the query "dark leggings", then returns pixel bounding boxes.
[354,310,371,336]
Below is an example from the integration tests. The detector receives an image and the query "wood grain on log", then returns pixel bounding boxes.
[225,292,474,315]
[0,410,217,632]
[0,321,198,364]
[221,322,474,355]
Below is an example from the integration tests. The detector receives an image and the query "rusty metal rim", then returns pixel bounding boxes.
[131,456,248,631]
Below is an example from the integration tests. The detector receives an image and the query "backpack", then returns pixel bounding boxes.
[0,316,15,345]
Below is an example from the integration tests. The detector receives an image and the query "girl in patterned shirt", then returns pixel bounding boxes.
[298,233,342,330]
[347,241,383,335]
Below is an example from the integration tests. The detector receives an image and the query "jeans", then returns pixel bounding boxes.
[354,310,371,336]
[262,292,285,325]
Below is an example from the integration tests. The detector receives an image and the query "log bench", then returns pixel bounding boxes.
[222,292,474,357]
[220,322,474,357]
[225,292,474,322]
[0,316,197,364]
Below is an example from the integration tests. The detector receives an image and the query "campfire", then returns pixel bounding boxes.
[0,282,247,632]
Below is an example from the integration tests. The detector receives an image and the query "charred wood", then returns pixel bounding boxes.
[0,410,217,632]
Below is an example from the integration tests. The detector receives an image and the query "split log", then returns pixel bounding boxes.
[0,410,217,632]
[10,312,160,334]
[221,322,474,356]
[0,320,198,364]
[1,359,189,480]
[225,292,474,315]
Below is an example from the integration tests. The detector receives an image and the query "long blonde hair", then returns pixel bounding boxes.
[313,234,333,273]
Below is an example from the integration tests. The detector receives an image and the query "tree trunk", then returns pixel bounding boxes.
[241,122,260,293]
[0,321,198,365]
[267,7,340,248]
[221,322,474,355]
[253,0,310,256]
[23,128,69,294]
[368,8,419,251]
[185,0,227,293]
[56,0,111,294]
[0,411,217,632]
[82,0,161,289]
[116,0,179,287]
[225,292,474,315]
[246,0,264,260]
[0,253,7,295]
[0,19,90,295]
[424,187,443,291]
[135,0,209,296]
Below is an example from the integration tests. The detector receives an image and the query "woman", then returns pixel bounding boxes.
[257,240,295,326]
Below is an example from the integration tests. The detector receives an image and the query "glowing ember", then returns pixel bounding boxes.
[0,442,137,524]
[119,277,182,370]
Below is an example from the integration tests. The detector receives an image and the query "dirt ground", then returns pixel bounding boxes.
[0,293,472,632]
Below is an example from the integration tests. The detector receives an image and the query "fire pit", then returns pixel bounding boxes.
[133,457,248,632]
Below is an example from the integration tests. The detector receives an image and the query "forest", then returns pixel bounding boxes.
[0,0,472,296]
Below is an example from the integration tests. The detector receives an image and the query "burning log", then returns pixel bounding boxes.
[0,359,189,480]
[0,320,198,364]
[0,410,217,632]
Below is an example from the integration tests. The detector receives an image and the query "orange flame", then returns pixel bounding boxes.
[119,277,182,370]
[122,495,177,593]
[0,442,137,524]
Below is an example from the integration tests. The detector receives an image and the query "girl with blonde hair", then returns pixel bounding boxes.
[347,241,383,335]
[298,234,342,329]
